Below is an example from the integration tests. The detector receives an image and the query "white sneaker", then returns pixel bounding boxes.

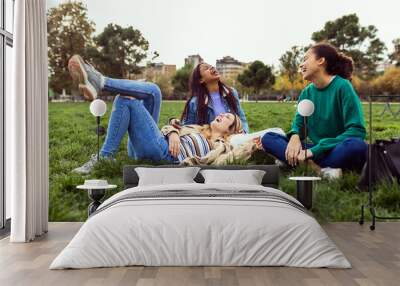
[72,154,100,175]
[321,167,342,179]
[275,159,287,167]
[68,55,104,101]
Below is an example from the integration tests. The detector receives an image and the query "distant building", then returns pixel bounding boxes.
[216,56,246,79]
[129,63,176,81]
[185,54,204,67]
[145,63,176,79]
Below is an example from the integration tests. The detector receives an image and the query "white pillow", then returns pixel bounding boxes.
[135,167,200,186]
[200,169,266,185]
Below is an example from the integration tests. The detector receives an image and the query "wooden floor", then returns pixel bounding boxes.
[0,222,399,286]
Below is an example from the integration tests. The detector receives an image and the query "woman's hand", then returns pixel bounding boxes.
[253,137,264,150]
[285,135,302,166]
[297,149,313,162]
[169,118,181,127]
[168,132,180,158]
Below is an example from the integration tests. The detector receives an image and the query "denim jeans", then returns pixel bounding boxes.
[261,132,367,171]
[100,95,176,162]
[101,78,162,159]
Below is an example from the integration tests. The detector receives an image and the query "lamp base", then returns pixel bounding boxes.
[296,180,313,210]
[289,177,321,210]
[87,189,106,216]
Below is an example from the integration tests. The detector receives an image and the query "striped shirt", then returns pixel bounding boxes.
[177,133,212,162]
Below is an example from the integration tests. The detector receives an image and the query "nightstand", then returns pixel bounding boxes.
[77,180,117,216]
[289,176,321,210]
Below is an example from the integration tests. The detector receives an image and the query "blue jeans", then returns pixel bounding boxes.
[101,78,162,159]
[261,132,367,171]
[100,95,176,162]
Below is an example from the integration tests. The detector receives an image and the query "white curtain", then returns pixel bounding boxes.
[6,0,49,242]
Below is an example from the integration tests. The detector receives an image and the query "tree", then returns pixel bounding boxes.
[279,46,305,83]
[172,64,193,100]
[154,75,173,100]
[372,67,400,95]
[274,73,307,100]
[279,46,306,99]
[351,75,371,98]
[390,38,400,67]
[312,14,386,79]
[237,61,275,102]
[47,1,95,94]
[86,23,150,79]
[223,77,252,102]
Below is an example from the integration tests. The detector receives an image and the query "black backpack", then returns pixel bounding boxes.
[358,138,400,190]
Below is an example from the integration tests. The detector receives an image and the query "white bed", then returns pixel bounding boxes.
[50,183,351,269]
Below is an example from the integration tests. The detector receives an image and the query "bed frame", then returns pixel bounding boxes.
[123,165,280,189]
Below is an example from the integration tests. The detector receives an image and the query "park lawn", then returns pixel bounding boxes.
[49,101,400,222]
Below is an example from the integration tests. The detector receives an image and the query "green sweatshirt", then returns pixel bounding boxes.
[287,76,366,158]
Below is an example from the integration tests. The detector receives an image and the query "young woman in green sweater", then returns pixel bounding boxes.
[260,43,367,172]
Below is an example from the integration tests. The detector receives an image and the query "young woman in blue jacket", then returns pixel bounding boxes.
[178,63,249,132]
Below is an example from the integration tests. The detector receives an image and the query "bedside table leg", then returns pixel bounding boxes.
[296,181,313,210]
[87,189,106,216]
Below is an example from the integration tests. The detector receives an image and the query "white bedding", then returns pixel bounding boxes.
[50,183,351,269]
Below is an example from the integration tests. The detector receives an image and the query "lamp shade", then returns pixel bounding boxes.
[89,99,107,117]
[297,99,315,117]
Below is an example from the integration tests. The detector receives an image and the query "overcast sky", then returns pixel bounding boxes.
[47,0,400,68]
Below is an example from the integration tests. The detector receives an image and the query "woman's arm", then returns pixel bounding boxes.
[286,90,306,140]
[167,117,181,125]
[181,97,198,125]
[160,124,181,137]
[161,123,205,158]
[180,138,229,165]
[159,123,180,157]
[286,90,306,166]
[231,88,250,133]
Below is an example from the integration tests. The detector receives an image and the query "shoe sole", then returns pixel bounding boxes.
[68,55,97,101]
[72,168,89,175]
[321,172,342,180]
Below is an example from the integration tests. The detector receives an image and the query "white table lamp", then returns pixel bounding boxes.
[297,99,315,174]
[90,99,107,117]
[298,99,314,117]
[89,99,107,161]
[289,99,318,210]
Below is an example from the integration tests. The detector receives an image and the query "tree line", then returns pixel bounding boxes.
[47,2,155,96]
[47,2,400,101]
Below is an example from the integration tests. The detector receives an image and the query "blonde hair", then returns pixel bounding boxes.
[229,113,243,134]
[202,113,243,142]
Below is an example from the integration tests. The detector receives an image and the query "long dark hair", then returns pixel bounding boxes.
[180,64,239,125]
[311,43,354,80]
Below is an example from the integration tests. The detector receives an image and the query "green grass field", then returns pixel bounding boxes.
[49,101,400,222]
